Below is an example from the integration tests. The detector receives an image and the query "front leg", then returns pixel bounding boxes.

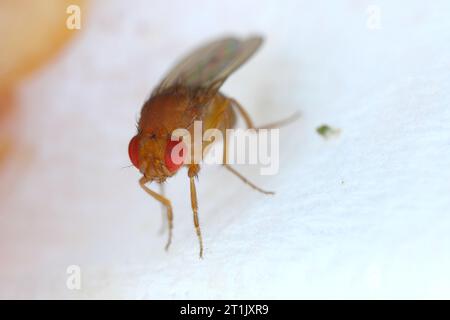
[139,177,173,251]
[157,182,167,234]
[188,164,204,258]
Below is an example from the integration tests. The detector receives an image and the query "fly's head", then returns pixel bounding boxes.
[128,132,187,182]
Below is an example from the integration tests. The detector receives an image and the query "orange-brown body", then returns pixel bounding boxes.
[128,36,288,258]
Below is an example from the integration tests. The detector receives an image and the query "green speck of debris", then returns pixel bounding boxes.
[316,124,340,139]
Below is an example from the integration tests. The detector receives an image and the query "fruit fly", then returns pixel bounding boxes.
[129,36,295,258]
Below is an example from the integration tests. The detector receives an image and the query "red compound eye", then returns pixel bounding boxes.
[128,135,140,168]
[165,139,186,172]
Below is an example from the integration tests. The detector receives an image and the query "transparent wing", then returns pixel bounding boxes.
[153,36,263,95]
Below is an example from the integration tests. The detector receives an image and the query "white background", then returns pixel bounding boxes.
[0,0,449,298]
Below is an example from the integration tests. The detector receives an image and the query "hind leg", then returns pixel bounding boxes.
[230,98,300,130]
[222,100,275,195]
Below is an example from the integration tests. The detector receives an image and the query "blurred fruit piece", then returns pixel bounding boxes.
[0,136,12,166]
[0,91,15,167]
[0,0,85,94]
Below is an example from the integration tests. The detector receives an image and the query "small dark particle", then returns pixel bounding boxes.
[316,124,341,139]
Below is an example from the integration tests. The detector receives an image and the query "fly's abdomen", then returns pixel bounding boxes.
[202,93,236,133]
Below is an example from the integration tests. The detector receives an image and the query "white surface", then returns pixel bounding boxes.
[0,0,449,299]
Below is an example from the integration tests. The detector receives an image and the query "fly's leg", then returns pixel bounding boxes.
[188,164,204,258]
[230,98,300,130]
[223,164,274,195]
[222,103,275,195]
[223,143,275,195]
[229,98,256,129]
[139,177,173,251]
[157,183,167,235]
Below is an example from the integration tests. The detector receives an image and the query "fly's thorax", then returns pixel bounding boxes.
[138,86,210,135]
